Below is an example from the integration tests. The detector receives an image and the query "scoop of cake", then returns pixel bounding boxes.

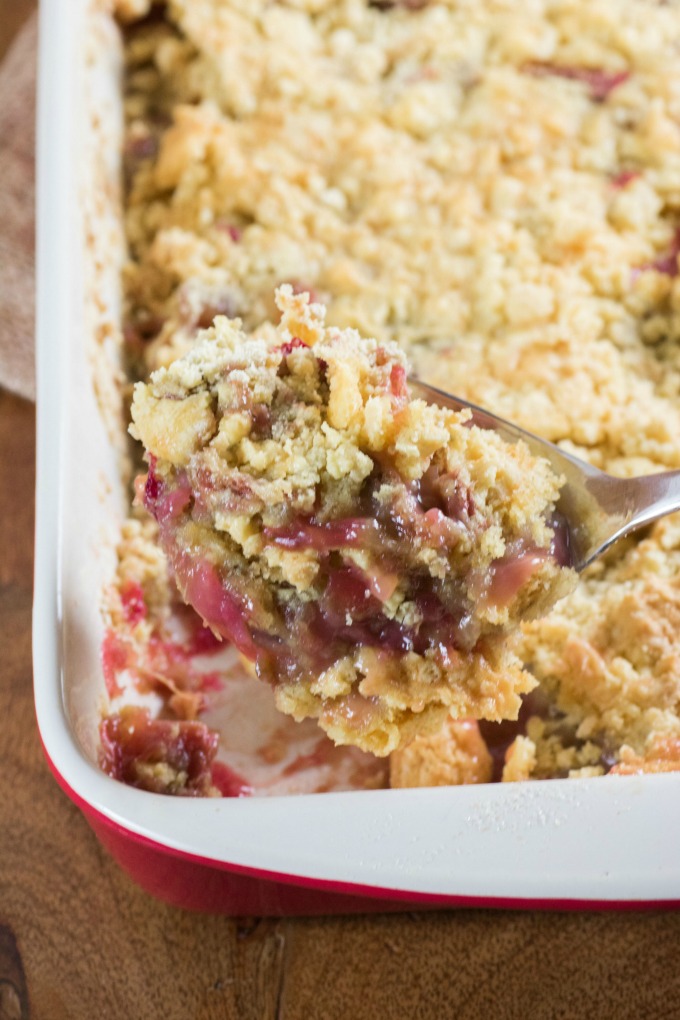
[130,286,575,755]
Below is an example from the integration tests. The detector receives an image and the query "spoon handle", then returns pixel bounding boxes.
[579,469,680,568]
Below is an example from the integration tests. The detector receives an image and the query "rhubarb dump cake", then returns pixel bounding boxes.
[130,285,574,753]
[103,0,680,791]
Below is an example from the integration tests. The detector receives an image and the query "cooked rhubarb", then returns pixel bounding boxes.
[130,286,576,754]
[99,706,221,796]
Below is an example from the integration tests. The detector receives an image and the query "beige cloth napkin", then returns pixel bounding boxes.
[0,15,37,402]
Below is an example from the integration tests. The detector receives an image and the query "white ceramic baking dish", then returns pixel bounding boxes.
[33,0,680,914]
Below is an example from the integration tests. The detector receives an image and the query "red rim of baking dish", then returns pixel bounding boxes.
[39,732,680,913]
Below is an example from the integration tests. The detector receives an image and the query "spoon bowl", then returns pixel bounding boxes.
[410,379,680,572]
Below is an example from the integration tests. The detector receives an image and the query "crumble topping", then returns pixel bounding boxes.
[390,718,493,788]
[518,514,680,776]
[120,0,680,480]
[100,706,222,796]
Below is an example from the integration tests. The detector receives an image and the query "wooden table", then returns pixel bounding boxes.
[3,7,680,1018]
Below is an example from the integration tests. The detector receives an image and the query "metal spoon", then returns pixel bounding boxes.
[410,378,680,572]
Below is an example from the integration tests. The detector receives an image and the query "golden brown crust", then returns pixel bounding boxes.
[501,736,537,784]
[390,718,493,789]
[611,737,680,776]
[113,0,154,22]
[122,0,680,479]
[519,514,680,775]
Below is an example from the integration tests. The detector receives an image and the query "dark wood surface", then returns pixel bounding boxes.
[3,5,680,1018]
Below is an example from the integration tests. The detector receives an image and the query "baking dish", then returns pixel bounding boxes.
[33,0,680,914]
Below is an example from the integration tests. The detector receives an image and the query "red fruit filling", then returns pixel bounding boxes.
[181,559,259,661]
[144,456,571,687]
[144,459,192,523]
[144,455,162,501]
[483,547,549,608]
[101,630,128,698]
[210,760,253,797]
[635,227,680,278]
[369,0,430,10]
[185,622,224,656]
[123,132,159,165]
[276,336,309,357]
[524,62,630,101]
[263,517,380,551]
[99,706,220,796]
[611,170,641,189]
[215,221,243,243]
[120,579,147,626]
[101,570,226,717]
[389,363,409,407]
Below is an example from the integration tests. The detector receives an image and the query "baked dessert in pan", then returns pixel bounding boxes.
[103,0,680,793]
